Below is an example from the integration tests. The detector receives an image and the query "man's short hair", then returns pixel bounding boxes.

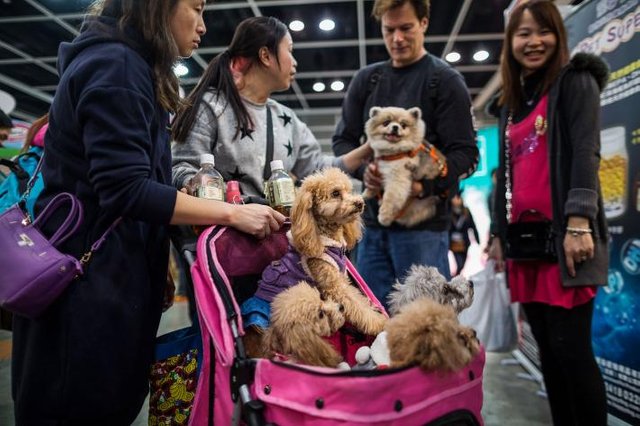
[371,0,430,21]
[0,109,12,129]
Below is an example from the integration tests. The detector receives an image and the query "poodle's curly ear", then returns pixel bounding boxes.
[291,190,324,258]
[342,219,362,250]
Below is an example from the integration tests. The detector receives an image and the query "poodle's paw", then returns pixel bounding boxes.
[360,310,387,335]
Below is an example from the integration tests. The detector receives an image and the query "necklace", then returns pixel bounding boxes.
[525,92,538,106]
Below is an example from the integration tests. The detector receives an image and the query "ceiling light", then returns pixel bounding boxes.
[312,82,326,92]
[445,52,461,63]
[319,19,335,31]
[473,50,490,62]
[330,80,344,92]
[289,20,304,32]
[173,63,189,77]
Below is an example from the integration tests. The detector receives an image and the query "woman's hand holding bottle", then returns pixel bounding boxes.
[230,203,286,239]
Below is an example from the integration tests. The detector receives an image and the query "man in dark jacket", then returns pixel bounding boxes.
[332,0,478,307]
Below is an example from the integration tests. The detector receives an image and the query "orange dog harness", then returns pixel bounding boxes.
[375,143,447,178]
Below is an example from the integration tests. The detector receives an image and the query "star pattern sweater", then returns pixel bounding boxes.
[172,90,346,196]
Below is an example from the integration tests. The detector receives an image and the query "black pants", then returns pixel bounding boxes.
[452,251,468,276]
[523,300,607,426]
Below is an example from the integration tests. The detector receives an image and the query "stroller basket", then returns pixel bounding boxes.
[189,225,484,425]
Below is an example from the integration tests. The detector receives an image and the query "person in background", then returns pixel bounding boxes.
[0,114,48,217]
[172,16,372,198]
[486,1,609,424]
[0,109,13,148]
[449,192,479,276]
[331,0,478,308]
[11,1,284,424]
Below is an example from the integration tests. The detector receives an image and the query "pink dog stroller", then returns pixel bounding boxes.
[187,224,485,425]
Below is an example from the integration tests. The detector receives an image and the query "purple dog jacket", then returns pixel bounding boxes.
[254,245,347,302]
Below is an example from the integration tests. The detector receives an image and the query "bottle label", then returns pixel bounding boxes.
[196,178,224,201]
[272,179,295,206]
[264,181,273,205]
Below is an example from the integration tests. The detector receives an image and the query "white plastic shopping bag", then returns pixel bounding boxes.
[459,261,519,352]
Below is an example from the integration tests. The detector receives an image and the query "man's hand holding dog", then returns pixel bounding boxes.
[364,163,424,198]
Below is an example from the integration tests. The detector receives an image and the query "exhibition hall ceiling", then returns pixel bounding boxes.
[0,0,582,135]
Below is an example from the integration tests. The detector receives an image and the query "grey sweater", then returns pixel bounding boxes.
[172,90,344,197]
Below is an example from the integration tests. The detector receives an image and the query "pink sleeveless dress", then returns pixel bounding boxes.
[506,95,596,308]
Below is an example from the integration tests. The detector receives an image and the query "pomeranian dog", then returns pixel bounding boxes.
[364,106,446,227]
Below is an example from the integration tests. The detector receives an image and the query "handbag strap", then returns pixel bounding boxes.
[80,217,123,265]
[504,112,514,223]
[262,105,274,181]
[29,192,123,261]
[516,209,549,222]
[20,149,45,202]
[32,192,83,247]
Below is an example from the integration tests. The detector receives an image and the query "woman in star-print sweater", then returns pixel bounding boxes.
[172,16,372,197]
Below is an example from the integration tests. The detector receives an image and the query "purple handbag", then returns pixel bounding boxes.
[0,193,119,319]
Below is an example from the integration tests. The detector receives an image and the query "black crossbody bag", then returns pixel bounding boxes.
[503,112,557,262]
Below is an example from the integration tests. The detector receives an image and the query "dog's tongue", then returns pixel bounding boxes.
[384,133,401,142]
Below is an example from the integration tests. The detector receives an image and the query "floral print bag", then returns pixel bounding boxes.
[149,323,203,425]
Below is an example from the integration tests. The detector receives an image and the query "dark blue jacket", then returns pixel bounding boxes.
[12,17,177,424]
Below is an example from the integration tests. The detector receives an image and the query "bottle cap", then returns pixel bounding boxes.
[270,159,284,172]
[200,153,215,166]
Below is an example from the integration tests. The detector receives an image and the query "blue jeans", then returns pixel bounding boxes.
[356,227,450,310]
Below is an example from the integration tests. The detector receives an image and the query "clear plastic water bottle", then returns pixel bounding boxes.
[192,154,224,201]
[264,160,295,216]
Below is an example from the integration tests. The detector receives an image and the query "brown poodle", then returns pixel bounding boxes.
[386,298,480,373]
[291,167,387,336]
[263,281,345,367]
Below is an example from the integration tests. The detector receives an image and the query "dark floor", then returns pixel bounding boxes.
[0,300,553,425]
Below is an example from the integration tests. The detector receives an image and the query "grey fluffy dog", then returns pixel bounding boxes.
[387,265,474,316]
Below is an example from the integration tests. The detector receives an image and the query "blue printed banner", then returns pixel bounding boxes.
[566,1,640,424]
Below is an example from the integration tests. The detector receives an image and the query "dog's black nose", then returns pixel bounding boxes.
[390,125,399,134]
[354,200,364,210]
[338,304,345,313]
[468,280,474,288]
